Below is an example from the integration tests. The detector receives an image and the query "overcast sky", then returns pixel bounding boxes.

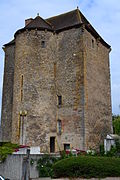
[0,0,120,117]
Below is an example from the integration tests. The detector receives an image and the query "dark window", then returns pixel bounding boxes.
[54,62,57,78]
[64,144,70,150]
[57,95,62,106]
[50,137,55,153]
[57,119,62,134]
[21,75,23,101]
[41,41,45,48]
[92,39,94,48]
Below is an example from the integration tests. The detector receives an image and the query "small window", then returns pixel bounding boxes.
[20,75,24,101]
[54,62,57,78]
[57,95,62,106]
[64,144,70,151]
[50,137,55,153]
[57,119,62,134]
[92,39,94,48]
[41,40,45,48]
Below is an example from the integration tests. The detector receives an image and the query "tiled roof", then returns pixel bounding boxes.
[25,15,53,30]
[5,9,110,49]
[46,9,82,31]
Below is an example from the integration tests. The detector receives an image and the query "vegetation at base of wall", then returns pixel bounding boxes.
[0,142,19,162]
[99,139,120,157]
[112,115,120,135]
[36,151,79,177]
[36,154,58,177]
[99,144,105,156]
[36,143,120,178]
[52,156,120,178]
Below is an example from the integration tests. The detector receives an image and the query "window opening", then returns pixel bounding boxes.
[64,144,70,151]
[20,75,23,101]
[54,62,57,78]
[57,119,62,134]
[41,40,45,48]
[57,95,62,106]
[50,137,55,153]
[92,39,94,48]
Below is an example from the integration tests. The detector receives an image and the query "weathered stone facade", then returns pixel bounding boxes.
[1,44,15,141]
[1,9,112,152]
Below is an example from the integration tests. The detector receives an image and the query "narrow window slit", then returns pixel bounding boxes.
[57,95,62,106]
[41,41,45,48]
[92,39,94,48]
[57,119,62,135]
[20,75,24,101]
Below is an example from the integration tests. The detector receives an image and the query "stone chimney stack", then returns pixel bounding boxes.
[25,18,33,26]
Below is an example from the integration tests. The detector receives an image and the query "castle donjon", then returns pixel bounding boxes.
[1,8,112,153]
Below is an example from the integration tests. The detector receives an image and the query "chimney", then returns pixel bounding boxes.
[25,18,33,26]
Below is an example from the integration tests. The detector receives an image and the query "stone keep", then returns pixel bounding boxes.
[1,9,112,152]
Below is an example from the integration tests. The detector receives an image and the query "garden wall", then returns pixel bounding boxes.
[0,154,41,180]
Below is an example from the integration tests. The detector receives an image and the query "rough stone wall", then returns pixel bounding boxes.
[12,30,57,152]
[83,29,112,150]
[55,28,85,151]
[1,44,15,142]
[3,25,112,151]
[11,27,86,152]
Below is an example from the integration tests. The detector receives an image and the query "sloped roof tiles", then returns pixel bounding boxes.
[4,9,110,48]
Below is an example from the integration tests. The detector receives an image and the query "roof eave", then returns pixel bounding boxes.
[14,27,54,37]
[55,23,83,33]
[4,39,15,47]
[85,24,111,49]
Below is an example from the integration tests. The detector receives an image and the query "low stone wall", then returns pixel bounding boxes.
[0,154,23,180]
[0,154,41,180]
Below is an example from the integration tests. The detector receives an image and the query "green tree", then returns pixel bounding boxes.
[112,115,120,135]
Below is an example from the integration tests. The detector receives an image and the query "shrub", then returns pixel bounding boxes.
[106,145,117,157]
[112,115,120,135]
[0,142,19,162]
[99,144,105,156]
[37,154,58,177]
[52,156,120,178]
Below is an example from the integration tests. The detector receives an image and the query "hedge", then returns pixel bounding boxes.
[52,156,120,178]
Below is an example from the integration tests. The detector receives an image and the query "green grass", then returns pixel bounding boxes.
[52,156,120,178]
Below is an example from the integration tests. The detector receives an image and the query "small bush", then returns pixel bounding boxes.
[99,144,105,156]
[52,156,120,178]
[0,142,19,162]
[37,154,58,177]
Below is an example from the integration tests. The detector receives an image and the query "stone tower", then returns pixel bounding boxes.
[1,9,112,152]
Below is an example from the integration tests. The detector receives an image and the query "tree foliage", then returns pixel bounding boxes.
[112,115,120,135]
[0,142,19,162]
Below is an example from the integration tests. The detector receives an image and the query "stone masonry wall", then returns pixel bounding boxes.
[1,45,15,142]
[55,28,85,151]
[12,30,56,152]
[2,25,112,151]
[83,29,112,150]
[11,27,86,152]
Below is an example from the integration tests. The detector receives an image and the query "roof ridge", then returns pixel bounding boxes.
[36,16,53,28]
[14,9,110,49]
[76,9,82,23]
[25,15,53,29]
[46,9,78,21]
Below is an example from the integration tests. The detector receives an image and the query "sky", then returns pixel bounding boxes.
[0,0,120,117]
